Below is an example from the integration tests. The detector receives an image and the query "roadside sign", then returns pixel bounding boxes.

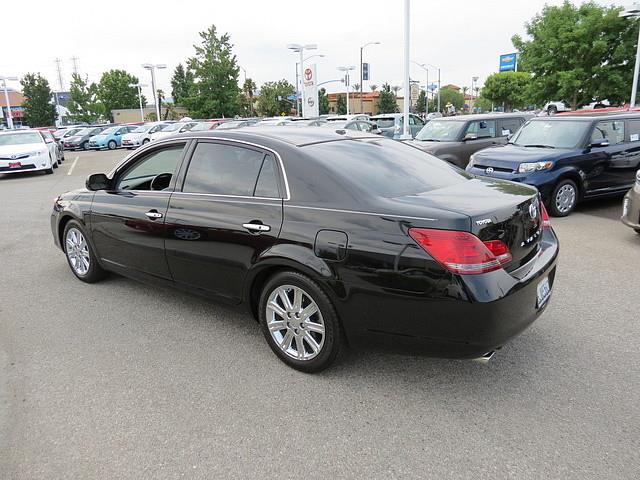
[363,63,370,81]
[499,53,517,72]
[302,63,319,117]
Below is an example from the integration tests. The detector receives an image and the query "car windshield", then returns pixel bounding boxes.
[216,121,242,130]
[415,120,466,141]
[100,127,117,135]
[160,123,182,132]
[511,120,590,148]
[75,128,95,136]
[322,121,347,129]
[190,122,215,131]
[372,118,396,128]
[132,125,152,133]
[0,132,43,146]
[305,138,473,198]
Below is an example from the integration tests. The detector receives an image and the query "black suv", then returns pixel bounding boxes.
[467,112,640,216]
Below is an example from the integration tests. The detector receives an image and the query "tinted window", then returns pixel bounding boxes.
[498,118,523,136]
[304,138,472,198]
[373,118,396,128]
[183,142,274,196]
[116,144,185,190]
[254,155,280,198]
[591,120,625,145]
[466,120,496,138]
[628,120,640,142]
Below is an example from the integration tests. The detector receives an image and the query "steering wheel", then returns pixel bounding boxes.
[150,173,172,191]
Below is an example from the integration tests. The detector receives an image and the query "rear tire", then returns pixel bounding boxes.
[44,167,54,174]
[549,179,578,217]
[63,220,107,283]
[142,138,150,145]
[259,271,342,373]
[547,105,558,115]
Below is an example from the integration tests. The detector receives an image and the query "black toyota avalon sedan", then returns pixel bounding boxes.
[51,128,559,372]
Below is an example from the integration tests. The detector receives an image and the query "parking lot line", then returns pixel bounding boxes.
[67,156,80,176]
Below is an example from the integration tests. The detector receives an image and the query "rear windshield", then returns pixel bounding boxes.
[372,118,396,128]
[511,120,590,148]
[304,138,472,197]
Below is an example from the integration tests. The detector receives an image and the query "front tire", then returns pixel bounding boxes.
[107,140,117,150]
[547,105,558,115]
[63,220,107,283]
[82,141,90,150]
[259,271,342,373]
[549,179,578,217]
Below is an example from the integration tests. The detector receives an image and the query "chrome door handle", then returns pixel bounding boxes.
[145,210,164,219]
[242,223,271,233]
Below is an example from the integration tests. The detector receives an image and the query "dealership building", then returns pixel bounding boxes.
[0,90,26,128]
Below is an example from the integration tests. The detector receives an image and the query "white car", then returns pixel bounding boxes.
[149,122,198,142]
[541,101,569,115]
[326,114,370,122]
[0,130,57,175]
[121,122,173,149]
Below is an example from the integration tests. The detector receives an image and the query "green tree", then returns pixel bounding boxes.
[97,69,140,121]
[183,25,241,118]
[378,83,398,113]
[170,63,195,106]
[473,96,493,112]
[336,94,347,114]
[429,87,464,112]
[318,87,330,115]
[20,73,57,127]
[513,1,637,109]
[481,72,532,111]
[242,78,257,116]
[256,79,295,116]
[416,89,428,113]
[370,84,378,92]
[68,73,104,123]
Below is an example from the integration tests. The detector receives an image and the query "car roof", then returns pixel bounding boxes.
[428,113,532,122]
[551,111,640,120]
[178,126,376,147]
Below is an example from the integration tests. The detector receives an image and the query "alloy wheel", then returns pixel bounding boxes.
[65,228,90,276]
[555,184,576,214]
[266,285,325,361]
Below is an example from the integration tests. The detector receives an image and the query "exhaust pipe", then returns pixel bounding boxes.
[472,350,495,364]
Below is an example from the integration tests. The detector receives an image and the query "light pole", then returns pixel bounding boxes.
[621,4,640,107]
[287,43,318,117]
[401,0,411,139]
[471,76,479,112]
[412,61,431,114]
[337,66,356,115]
[0,76,18,129]
[129,83,148,122]
[360,41,380,114]
[142,63,166,120]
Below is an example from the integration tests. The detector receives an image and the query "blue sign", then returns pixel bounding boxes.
[286,94,299,101]
[362,63,370,81]
[428,83,438,92]
[499,53,517,72]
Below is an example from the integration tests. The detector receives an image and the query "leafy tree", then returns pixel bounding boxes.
[97,69,140,121]
[429,87,464,112]
[318,87,330,115]
[378,83,398,113]
[513,1,637,109]
[473,96,493,112]
[370,84,378,92]
[256,79,295,116]
[352,83,360,92]
[416,89,428,113]
[184,25,241,118]
[391,85,401,95]
[481,72,531,111]
[170,63,195,106]
[336,94,347,114]
[20,73,57,127]
[242,78,257,116]
[68,73,104,123]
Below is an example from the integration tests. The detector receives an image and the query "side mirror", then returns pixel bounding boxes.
[86,173,110,191]
[590,138,610,148]
[463,132,478,141]
[372,128,383,135]
[114,131,121,136]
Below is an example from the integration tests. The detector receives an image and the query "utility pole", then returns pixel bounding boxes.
[70,56,80,76]
[401,0,411,139]
[359,41,380,114]
[54,58,64,126]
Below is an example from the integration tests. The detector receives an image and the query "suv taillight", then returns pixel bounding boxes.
[408,228,512,275]
[540,202,551,229]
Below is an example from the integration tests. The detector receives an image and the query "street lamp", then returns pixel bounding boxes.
[337,66,356,115]
[0,76,19,129]
[621,4,640,107]
[412,62,430,114]
[141,63,166,120]
[287,43,317,117]
[129,83,148,122]
[401,0,411,139]
[360,41,380,113]
[471,76,479,112]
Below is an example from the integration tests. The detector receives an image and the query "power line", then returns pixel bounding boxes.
[54,57,64,91]
[70,56,79,76]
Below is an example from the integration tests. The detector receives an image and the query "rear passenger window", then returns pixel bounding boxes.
[183,142,280,197]
[627,120,640,142]
[592,120,625,145]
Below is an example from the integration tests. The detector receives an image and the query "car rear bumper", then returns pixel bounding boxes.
[337,228,559,358]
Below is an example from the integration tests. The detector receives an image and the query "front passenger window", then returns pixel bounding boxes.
[116,144,185,191]
[591,120,625,145]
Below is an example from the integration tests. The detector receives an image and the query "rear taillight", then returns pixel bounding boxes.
[540,202,551,229]
[408,228,512,275]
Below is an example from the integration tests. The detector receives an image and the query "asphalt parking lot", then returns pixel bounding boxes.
[1,149,639,479]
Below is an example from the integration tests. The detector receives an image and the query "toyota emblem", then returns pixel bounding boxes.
[529,202,538,219]
[485,167,494,174]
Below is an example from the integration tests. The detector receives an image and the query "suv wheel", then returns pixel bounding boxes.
[259,271,342,373]
[549,179,578,217]
[63,220,107,283]
[547,105,558,115]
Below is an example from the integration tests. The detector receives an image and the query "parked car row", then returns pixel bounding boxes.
[0,129,64,175]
